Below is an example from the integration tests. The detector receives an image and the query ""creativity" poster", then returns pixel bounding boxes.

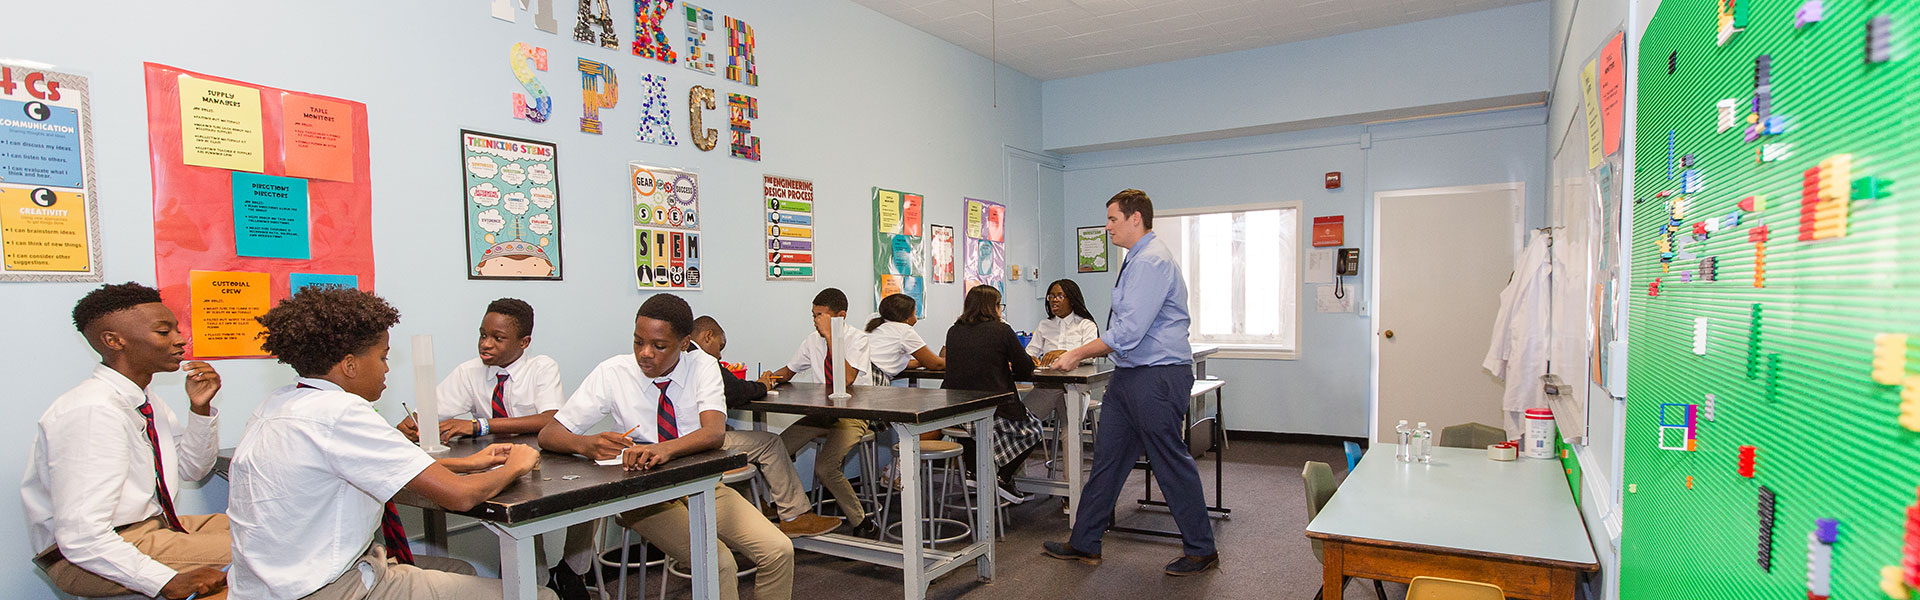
[963,197,1006,292]
[462,130,562,280]
[632,162,700,289]
[0,61,101,281]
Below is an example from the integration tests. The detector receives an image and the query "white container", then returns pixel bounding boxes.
[1523,408,1556,459]
[1395,420,1412,462]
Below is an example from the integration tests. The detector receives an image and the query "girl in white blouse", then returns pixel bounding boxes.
[864,293,944,383]
[1023,279,1099,422]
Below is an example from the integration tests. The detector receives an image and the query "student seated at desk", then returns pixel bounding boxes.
[394,298,591,600]
[687,315,840,537]
[24,282,229,600]
[943,285,1041,503]
[1023,279,1099,420]
[758,288,880,536]
[864,293,943,383]
[539,295,793,600]
[230,287,549,600]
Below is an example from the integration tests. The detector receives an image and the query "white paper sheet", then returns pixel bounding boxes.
[1315,284,1354,312]
[1306,249,1334,284]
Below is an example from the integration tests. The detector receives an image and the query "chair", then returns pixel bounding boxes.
[660,465,763,596]
[1342,441,1363,472]
[1303,461,1387,600]
[1407,576,1505,600]
[880,439,974,546]
[1439,422,1508,449]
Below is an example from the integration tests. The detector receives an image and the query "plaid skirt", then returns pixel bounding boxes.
[962,414,1045,468]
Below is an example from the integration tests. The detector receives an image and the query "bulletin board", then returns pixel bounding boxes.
[872,187,924,317]
[1619,2,1919,598]
[143,63,374,359]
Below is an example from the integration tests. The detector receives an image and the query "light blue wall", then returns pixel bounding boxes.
[1039,2,1552,153]
[1058,109,1547,436]
[0,0,1042,595]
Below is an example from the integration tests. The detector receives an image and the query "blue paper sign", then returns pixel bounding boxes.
[231,172,310,259]
[289,272,358,292]
[0,99,84,188]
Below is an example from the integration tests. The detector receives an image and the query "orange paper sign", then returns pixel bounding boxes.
[189,270,271,358]
[1598,31,1625,156]
[1312,215,1344,247]
[282,95,355,182]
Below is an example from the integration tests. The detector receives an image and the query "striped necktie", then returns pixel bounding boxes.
[655,381,678,441]
[299,382,413,564]
[134,401,185,531]
[489,372,510,418]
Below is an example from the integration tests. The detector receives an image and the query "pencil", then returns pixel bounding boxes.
[619,423,643,439]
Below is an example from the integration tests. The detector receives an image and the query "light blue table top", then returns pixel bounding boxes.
[1304,444,1598,567]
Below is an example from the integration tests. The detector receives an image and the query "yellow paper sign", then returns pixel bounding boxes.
[178,76,265,172]
[0,187,91,272]
[189,270,271,357]
[876,190,901,234]
[965,201,983,238]
[1581,60,1603,169]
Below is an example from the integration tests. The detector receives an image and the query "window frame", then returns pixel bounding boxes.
[1152,200,1303,360]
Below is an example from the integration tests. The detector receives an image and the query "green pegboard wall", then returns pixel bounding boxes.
[1622,0,1920,598]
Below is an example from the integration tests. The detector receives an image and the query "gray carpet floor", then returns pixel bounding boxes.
[599,438,1409,600]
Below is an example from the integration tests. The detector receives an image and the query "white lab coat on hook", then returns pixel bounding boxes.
[1483,230,1552,439]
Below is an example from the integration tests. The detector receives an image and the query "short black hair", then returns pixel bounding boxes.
[1107,189,1154,230]
[811,288,848,313]
[257,288,401,377]
[635,294,694,338]
[867,293,916,332]
[486,297,535,337]
[73,282,163,333]
[691,315,723,337]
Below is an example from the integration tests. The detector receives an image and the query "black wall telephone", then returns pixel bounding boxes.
[1333,248,1359,298]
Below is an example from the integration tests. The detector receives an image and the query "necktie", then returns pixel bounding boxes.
[135,401,185,531]
[300,382,413,564]
[489,372,510,418]
[824,345,834,388]
[654,381,679,441]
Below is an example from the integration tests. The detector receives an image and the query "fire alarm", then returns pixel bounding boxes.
[1325,172,1342,189]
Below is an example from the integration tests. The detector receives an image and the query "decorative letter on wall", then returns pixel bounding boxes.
[728,93,759,160]
[492,0,559,33]
[725,16,757,86]
[688,86,717,151]
[637,74,676,146]
[633,0,678,64]
[573,0,617,49]
[684,3,717,75]
[578,58,618,134]
[510,43,552,123]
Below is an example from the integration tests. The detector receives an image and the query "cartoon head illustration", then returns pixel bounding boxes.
[476,240,555,277]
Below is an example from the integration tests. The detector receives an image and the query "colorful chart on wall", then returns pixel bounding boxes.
[633,162,700,289]
[143,63,374,359]
[929,224,955,283]
[1077,226,1109,273]
[0,62,101,282]
[462,130,561,280]
[1619,1,1919,598]
[963,197,1006,292]
[764,174,813,281]
[872,187,923,316]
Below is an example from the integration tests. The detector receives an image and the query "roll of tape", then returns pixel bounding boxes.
[1488,442,1519,461]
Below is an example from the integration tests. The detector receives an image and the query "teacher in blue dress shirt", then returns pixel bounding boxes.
[1041,189,1218,576]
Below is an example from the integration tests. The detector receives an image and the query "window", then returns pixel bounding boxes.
[1152,202,1300,359]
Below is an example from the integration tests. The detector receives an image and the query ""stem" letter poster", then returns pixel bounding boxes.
[632,162,700,289]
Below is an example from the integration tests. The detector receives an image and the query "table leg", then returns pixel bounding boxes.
[973,414,995,582]
[894,423,926,600]
[687,485,720,600]
[1321,540,1346,600]
[1548,567,1578,599]
[423,510,448,556]
[497,530,538,600]
[753,410,767,432]
[1064,383,1088,528]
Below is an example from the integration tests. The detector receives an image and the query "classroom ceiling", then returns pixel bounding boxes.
[852,0,1536,80]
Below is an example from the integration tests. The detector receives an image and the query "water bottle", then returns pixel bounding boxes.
[1415,422,1434,463]
[1395,420,1412,462]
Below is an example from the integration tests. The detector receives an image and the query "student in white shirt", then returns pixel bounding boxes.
[394,298,589,600]
[760,288,880,536]
[24,282,228,599]
[1024,279,1101,421]
[539,294,793,600]
[863,293,944,382]
[688,316,841,537]
[230,287,549,600]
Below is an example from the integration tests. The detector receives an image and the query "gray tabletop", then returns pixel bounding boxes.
[1305,444,1597,568]
[747,383,1010,423]
[388,434,744,525]
[896,345,1219,385]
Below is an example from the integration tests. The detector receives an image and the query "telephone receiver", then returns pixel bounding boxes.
[1335,248,1361,276]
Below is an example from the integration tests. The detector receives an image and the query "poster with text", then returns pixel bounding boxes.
[144,63,374,358]
[963,197,1006,292]
[872,187,924,317]
[463,130,561,280]
[764,174,813,280]
[633,162,700,289]
[0,62,102,281]
[1076,226,1108,273]
[929,224,954,283]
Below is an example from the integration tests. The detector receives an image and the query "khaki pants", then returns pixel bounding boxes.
[302,545,556,600]
[44,513,230,597]
[723,430,810,520]
[531,523,596,575]
[615,484,793,600]
[778,416,872,526]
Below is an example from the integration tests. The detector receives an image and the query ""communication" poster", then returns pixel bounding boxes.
[0,62,101,281]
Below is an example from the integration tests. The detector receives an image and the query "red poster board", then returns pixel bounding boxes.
[144,63,375,359]
[1312,215,1345,247]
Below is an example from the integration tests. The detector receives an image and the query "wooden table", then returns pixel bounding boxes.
[219,436,745,600]
[895,345,1219,528]
[747,383,1008,600]
[1304,445,1597,599]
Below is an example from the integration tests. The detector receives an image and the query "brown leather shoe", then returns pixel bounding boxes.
[776,513,841,537]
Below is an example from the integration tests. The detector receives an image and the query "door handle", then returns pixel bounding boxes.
[1383,330,1395,339]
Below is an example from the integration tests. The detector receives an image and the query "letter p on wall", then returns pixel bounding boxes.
[578,59,618,134]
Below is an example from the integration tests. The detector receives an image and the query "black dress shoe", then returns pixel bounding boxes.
[547,563,589,600]
[1041,541,1102,565]
[1164,553,1219,576]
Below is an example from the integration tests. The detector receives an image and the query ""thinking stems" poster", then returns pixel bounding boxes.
[462,130,562,280]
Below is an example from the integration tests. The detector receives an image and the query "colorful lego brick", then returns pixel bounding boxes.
[1855,176,1894,200]
[1795,0,1824,28]
[1868,15,1892,63]
[1876,334,1910,385]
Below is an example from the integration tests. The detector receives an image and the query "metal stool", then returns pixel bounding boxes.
[881,439,973,546]
[936,426,1012,540]
[660,465,762,596]
[593,517,663,600]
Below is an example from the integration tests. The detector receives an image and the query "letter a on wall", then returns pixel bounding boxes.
[637,74,676,146]
[634,0,678,64]
[578,58,617,134]
[510,43,552,123]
